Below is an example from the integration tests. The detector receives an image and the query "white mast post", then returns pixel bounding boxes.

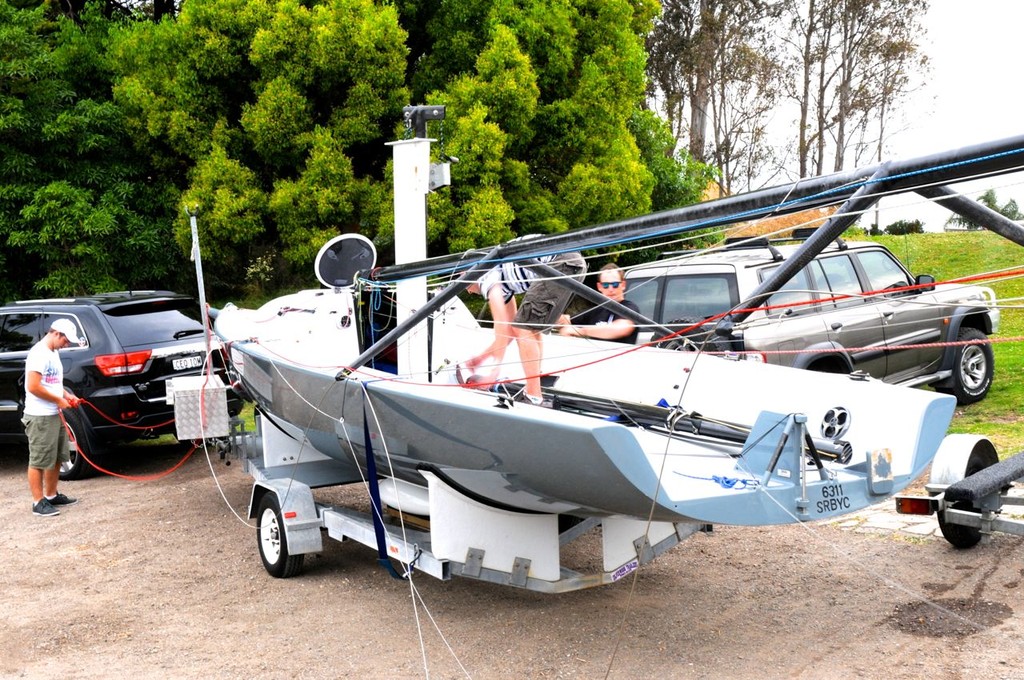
[387,105,447,380]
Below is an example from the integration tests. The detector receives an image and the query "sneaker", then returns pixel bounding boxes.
[32,499,60,517]
[47,492,78,506]
[515,392,552,408]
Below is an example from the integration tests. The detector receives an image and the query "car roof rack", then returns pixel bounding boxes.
[722,237,784,262]
[790,227,848,250]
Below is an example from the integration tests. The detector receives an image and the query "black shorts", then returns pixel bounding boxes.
[513,252,587,331]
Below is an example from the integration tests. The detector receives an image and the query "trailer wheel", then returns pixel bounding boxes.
[931,436,999,549]
[257,494,304,578]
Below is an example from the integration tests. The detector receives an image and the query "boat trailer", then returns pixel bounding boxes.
[894,434,1024,548]
[227,413,710,593]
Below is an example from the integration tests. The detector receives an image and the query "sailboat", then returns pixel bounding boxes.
[211,108,1023,589]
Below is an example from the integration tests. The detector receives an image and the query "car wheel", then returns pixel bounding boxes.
[653,317,729,353]
[938,327,993,405]
[60,409,99,481]
[257,493,304,578]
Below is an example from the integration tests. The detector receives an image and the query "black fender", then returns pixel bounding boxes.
[934,307,992,385]
[789,341,855,373]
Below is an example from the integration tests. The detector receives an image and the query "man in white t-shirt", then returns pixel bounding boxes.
[24,318,84,517]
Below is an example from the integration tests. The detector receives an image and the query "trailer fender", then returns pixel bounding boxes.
[928,434,999,488]
[249,479,324,556]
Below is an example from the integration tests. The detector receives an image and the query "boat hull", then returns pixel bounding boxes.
[217,293,955,525]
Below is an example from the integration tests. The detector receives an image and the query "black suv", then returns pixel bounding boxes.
[0,291,241,479]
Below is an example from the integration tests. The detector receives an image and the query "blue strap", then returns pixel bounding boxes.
[362,401,405,580]
[676,472,757,490]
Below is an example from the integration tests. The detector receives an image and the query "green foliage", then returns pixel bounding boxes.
[884,218,924,235]
[3,0,715,300]
[944,189,1024,231]
[178,144,267,279]
[0,2,178,299]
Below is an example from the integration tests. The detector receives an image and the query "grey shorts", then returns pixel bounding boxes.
[22,414,70,469]
[514,251,587,332]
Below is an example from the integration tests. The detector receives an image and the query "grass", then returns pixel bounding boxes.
[868,231,1024,456]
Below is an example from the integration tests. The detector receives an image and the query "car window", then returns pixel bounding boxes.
[661,274,735,321]
[818,255,863,308]
[858,250,912,292]
[41,314,88,348]
[0,312,42,352]
[623,277,660,322]
[103,303,205,347]
[759,265,816,317]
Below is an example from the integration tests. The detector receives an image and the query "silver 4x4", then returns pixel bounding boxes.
[624,237,1000,405]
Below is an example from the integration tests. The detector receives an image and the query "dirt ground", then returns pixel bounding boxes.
[2,441,1023,680]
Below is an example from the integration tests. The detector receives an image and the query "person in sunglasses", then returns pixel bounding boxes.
[558,264,638,344]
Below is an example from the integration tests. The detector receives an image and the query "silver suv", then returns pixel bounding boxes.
[624,236,999,404]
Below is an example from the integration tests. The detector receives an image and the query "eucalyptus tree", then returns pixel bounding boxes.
[646,0,783,195]
[783,0,928,177]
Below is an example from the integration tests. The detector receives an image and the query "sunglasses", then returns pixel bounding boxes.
[599,281,622,289]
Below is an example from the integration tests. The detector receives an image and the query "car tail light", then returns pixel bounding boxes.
[95,350,153,376]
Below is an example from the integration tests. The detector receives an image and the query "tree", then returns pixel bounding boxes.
[884,218,923,235]
[0,1,177,299]
[397,0,680,257]
[782,0,928,178]
[646,1,784,194]
[5,0,717,299]
[944,189,1024,231]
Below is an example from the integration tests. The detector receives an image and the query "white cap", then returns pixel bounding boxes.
[50,318,82,346]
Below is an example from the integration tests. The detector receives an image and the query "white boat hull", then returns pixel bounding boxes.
[215,288,955,525]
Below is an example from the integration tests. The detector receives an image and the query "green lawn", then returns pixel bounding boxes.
[869,231,1024,456]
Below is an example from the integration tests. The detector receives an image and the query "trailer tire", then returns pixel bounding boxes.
[933,438,998,549]
[257,494,304,578]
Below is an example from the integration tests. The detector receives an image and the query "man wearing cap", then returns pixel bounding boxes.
[24,318,83,517]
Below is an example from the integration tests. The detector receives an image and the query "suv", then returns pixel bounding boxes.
[624,237,999,405]
[0,291,241,479]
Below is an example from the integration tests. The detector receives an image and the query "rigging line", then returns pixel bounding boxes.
[351,383,472,678]
[201,435,256,528]
[723,426,1024,642]
[603,319,715,680]
[265,359,341,514]
[409,582,474,679]
[397,144,1024,284]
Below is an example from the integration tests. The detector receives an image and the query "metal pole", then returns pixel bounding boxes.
[187,206,212,361]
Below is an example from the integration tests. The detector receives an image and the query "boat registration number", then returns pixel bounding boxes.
[172,355,203,371]
[815,483,850,514]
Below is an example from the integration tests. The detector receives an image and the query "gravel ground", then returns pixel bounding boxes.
[2,441,1024,679]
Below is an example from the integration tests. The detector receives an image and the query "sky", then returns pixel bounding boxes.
[876,0,1024,230]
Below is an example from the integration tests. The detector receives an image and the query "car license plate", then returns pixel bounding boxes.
[172,355,203,371]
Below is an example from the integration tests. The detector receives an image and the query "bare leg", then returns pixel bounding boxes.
[28,467,44,503]
[516,328,543,400]
[43,464,60,497]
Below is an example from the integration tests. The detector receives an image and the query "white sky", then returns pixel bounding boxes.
[878,0,1024,230]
